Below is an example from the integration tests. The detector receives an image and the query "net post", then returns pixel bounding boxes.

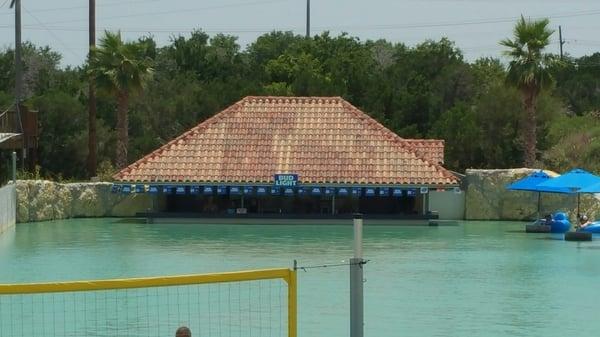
[287,267,297,337]
[350,213,364,337]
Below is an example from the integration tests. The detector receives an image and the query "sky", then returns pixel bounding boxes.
[1,0,600,67]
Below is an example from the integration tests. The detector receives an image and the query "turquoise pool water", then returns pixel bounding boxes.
[1,219,599,337]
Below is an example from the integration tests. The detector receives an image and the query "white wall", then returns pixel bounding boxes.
[0,184,16,234]
[429,190,465,220]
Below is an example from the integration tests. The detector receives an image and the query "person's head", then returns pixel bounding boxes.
[176,326,191,337]
[582,215,589,223]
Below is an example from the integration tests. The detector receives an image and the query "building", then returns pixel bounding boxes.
[113,96,462,224]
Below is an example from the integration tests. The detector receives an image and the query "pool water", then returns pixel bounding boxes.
[1,219,599,337]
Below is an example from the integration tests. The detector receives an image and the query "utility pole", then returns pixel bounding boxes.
[12,0,22,133]
[306,0,310,38]
[559,25,564,60]
[88,0,97,177]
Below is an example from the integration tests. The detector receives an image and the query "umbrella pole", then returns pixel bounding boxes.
[577,193,581,218]
[537,192,541,220]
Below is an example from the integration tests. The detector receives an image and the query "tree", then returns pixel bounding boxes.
[500,16,560,167]
[88,31,153,169]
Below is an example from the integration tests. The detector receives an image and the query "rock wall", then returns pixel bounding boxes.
[465,169,600,221]
[16,180,154,223]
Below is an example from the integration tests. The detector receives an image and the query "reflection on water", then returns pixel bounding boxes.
[1,219,600,337]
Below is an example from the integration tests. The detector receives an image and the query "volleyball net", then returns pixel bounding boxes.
[0,268,297,337]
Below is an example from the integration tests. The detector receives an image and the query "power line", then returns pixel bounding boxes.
[0,0,161,16]
[22,5,79,58]
[2,7,600,34]
[17,0,294,25]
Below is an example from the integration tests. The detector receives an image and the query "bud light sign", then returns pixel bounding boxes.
[274,174,298,187]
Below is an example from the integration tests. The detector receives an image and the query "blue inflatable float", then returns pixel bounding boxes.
[549,212,571,233]
[580,221,600,234]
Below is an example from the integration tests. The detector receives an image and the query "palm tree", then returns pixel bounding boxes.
[89,31,153,169]
[500,16,560,167]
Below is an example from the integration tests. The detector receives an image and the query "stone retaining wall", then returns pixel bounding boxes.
[16,180,153,223]
[465,168,600,221]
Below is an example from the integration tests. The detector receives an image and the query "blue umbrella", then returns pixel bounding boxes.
[580,182,600,193]
[506,170,572,219]
[537,168,600,216]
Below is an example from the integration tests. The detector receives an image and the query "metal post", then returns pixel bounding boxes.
[332,194,336,215]
[350,213,364,337]
[11,151,16,183]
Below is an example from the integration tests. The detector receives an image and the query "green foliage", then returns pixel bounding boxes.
[32,91,88,178]
[96,160,117,182]
[500,17,559,92]
[3,24,600,180]
[553,53,600,115]
[542,114,600,172]
[89,31,154,98]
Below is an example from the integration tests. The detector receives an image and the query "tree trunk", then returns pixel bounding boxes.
[522,87,537,167]
[115,91,129,169]
[87,0,97,177]
[87,79,97,176]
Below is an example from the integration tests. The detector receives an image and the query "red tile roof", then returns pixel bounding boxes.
[114,96,458,186]
[404,139,445,164]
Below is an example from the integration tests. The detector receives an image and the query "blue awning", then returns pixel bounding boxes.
[230,186,241,195]
[324,187,333,196]
[121,185,131,194]
[175,186,186,195]
[162,186,173,194]
[406,189,417,197]
[148,185,159,194]
[310,187,321,196]
[392,188,402,197]
[243,186,254,195]
[284,187,294,196]
[297,187,306,195]
[217,186,227,195]
[351,188,361,197]
[337,188,349,196]
[203,186,214,195]
[379,187,389,196]
[365,188,375,197]
[111,185,120,193]
[270,187,280,195]
[256,187,267,195]
[189,186,200,195]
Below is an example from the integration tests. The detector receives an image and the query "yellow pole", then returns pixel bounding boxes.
[287,269,297,337]
[0,268,291,295]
